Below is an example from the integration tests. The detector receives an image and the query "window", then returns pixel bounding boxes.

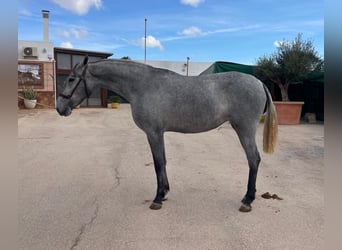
[72,55,102,67]
[89,56,102,63]
[72,55,85,67]
[57,53,71,70]
[18,62,44,87]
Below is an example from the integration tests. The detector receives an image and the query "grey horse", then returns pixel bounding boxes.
[57,56,278,212]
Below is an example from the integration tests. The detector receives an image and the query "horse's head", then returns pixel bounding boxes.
[56,56,90,116]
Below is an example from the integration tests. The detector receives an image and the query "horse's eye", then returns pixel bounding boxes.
[69,77,75,82]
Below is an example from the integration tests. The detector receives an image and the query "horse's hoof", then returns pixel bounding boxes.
[239,204,252,212]
[149,202,162,210]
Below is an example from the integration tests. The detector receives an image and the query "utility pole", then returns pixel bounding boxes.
[144,18,147,64]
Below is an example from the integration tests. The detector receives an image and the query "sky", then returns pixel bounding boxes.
[18,0,324,65]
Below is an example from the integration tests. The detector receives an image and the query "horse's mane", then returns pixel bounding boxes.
[90,59,183,77]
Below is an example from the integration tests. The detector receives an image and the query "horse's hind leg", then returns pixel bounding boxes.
[146,131,169,210]
[231,122,261,212]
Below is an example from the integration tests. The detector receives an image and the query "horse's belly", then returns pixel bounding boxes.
[166,122,226,133]
[164,111,228,133]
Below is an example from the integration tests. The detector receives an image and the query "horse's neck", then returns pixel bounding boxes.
[88,60,147,101]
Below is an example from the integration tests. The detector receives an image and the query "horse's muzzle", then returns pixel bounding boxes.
[56,106,72,116]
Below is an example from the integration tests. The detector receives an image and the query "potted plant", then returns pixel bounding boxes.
[255,33,324,124]
[108,95,121,109]
[22,86,37,109]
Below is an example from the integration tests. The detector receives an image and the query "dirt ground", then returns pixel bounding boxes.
[18,104,324,250]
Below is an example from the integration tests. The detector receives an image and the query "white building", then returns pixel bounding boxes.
[18,10,56,108]
[139,60,212,76]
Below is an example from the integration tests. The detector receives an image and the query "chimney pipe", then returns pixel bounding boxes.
[42,10,49,41]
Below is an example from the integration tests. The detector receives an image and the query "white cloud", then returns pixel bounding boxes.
[180,0,204,7]
[179,26,203,36]
[19,9,32,16]
[60,41,74,48]
[164,24,260,42]
[274,41,282,47]
[274,40,290,48]
[52,0,102,15]
[139,35,164,50]
[62,28,88,39]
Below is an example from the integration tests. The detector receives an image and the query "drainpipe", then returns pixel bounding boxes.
[52,59,56,108]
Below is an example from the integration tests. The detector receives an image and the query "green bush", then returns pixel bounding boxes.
[22,86,37,100]
[108,95,121,103]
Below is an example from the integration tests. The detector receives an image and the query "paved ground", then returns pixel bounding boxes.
[18,104,324,250]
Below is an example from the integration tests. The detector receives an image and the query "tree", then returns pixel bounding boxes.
[255,34,324,101]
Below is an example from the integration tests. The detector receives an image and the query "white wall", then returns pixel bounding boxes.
[18,40,54,62]
[137,60,212,76]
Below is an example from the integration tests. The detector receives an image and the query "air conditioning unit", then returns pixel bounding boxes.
[23,47,38,57]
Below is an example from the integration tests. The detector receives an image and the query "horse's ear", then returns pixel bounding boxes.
[83,55,89,66]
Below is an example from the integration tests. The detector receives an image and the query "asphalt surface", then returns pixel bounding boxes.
[18,104,324,250]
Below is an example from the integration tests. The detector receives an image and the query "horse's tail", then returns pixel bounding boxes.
[262,83,278,153]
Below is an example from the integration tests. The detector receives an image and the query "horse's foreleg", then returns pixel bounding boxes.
[232,123,261,212]
[146,132,169,210]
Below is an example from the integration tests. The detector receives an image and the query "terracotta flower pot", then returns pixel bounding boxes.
[273,101,304,125]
